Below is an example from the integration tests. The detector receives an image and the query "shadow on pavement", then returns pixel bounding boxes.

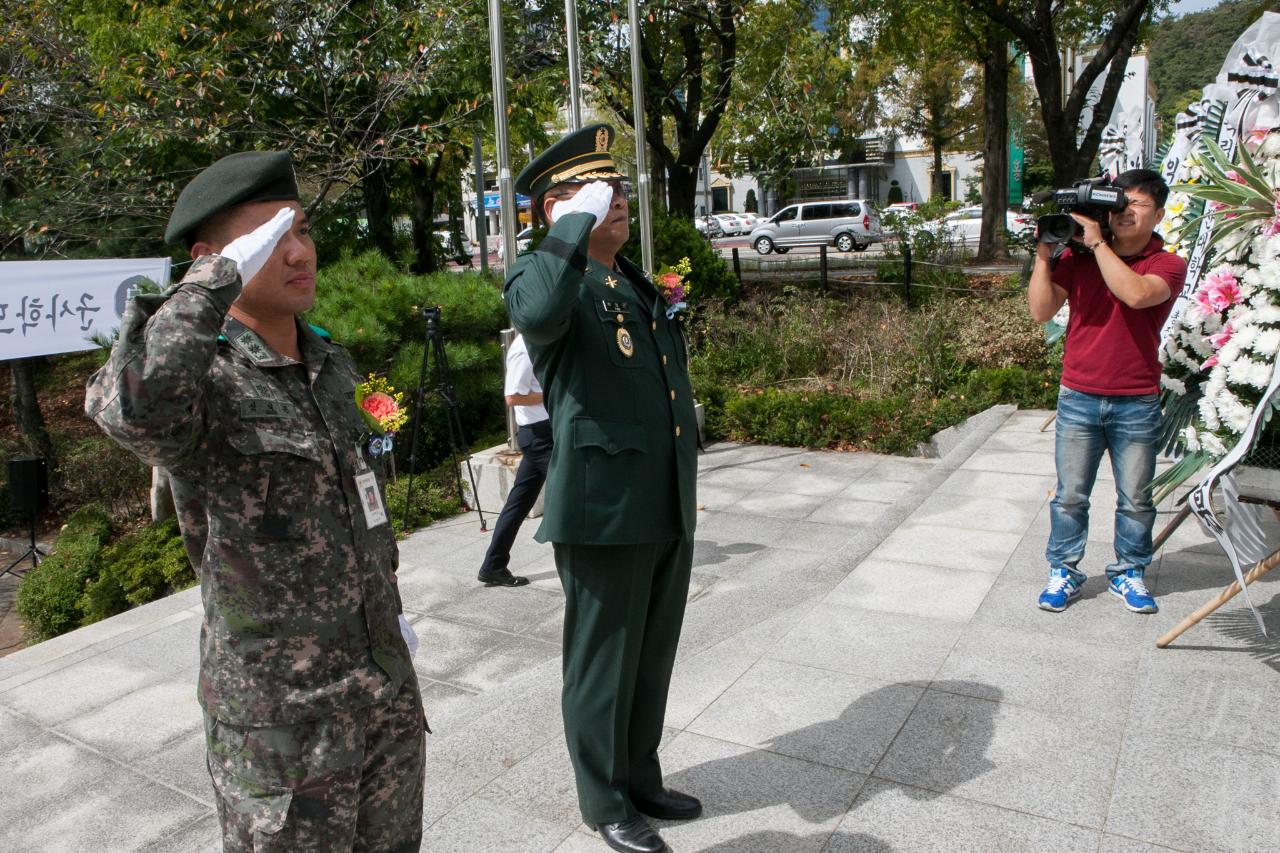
[663,680,1002,850]
[693,540,766,568]
[1170,591,1280,674]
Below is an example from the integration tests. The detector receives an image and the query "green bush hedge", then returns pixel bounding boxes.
[712,388,968,455]
[78,516,195,624]
[16,505,113,641]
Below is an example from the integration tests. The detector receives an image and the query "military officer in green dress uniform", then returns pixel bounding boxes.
[86,151,426,851]
[504,125,701,853]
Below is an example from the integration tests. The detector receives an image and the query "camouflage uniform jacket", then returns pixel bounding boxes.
[85,254,413,726]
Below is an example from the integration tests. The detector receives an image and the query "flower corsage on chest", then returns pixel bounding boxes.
[656,257,692,320]
[356,375,408,457]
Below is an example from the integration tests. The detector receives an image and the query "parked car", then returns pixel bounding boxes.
[496,225,535,261]
[433,230,474,263]
[881,202,921,230]
[695,215,724,238]
[920,207,1035,243]
[712,213,748,236]
[748,199,883,254]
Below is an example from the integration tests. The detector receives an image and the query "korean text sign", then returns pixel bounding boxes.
[0,258,171,359]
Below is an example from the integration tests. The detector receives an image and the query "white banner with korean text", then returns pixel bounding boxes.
[0,258,170,359]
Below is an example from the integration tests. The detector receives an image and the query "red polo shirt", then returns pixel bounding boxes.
[1052,236,1185,396]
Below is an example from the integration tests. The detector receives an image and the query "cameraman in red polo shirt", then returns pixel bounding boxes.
[1028,169,1186,615]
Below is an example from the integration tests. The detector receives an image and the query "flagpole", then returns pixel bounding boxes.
[627,0,654,274]
[487,0,518,267]
[565,0,583,131]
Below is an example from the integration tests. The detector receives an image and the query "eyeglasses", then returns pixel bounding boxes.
[549,179,631,201]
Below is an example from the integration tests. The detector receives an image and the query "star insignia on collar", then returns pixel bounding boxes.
[604,275,618,288]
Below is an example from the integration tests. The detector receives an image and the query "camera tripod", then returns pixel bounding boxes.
[1,510,46,580]
[402,306,487,532]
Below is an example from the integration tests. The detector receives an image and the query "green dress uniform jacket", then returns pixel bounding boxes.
[85,254,413,727]
[503,212,698,545]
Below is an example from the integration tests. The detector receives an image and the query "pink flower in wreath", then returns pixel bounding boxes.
[361,392,398,422]
[1224,170,1246,185]
[1199,271,1243,312]
[1209,323,1234,350]
[1202,354,1220,370]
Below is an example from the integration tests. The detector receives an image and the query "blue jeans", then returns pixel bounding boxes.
[1046,386,1162,578]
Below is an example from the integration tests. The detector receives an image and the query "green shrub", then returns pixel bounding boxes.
[78,516,194,624]
[385,466,462,538]
[961,367,1060,410]
[53,435,151,523]
[717,388,968,455]
[622,203,739,300]
[16,505,112,641]
[952,296,1056,372]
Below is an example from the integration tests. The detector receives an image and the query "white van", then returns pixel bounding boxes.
[748,199,882,254]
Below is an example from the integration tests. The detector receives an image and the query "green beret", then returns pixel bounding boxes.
[165,150,300,245]
[515,124,627,202]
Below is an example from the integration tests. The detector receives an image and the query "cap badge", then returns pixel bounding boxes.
[595,127,609,152]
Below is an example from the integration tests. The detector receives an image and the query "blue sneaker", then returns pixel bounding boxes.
[1038,568,1085,612]
[1109,568,1157,613]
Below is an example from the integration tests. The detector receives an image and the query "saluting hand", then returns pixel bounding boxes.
[551,181,615,230]
[220,207,295,283]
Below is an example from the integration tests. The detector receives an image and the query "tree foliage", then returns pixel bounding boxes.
[581,1,746,218]
[0,0,563,266]
[712,1,862,191]
[965,0,1171,185]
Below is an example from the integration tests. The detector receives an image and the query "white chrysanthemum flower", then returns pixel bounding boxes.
[1253,360,1276,389]
[1233,324,1260,348]
[1253,328,1280,356]
[1199,394,1222,430]
[1251,304,1280,323]
[1161,375,1187,395]
[1183,425,1202,452]
[1202,431,1227,457]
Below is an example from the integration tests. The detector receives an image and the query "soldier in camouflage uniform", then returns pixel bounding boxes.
[85,151,426,852]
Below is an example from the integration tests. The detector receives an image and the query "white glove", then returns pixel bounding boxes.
[550,181,615,230]
[219,207,295,284]
[398,614,420,659]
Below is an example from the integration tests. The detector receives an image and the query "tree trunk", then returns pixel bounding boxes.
[361,159,397,262]
[932,141,946,199]
[649,159,668,214]
[9,359,54,461]
[408,159,439,274]
[977,31,1010,263]
[666,162,699,219]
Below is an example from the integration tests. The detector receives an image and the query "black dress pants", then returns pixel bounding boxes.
[479,420,552,575]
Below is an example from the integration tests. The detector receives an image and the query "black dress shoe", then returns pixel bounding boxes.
[590,817,670,853]
[632,787,703,821]
[477,569,530,587]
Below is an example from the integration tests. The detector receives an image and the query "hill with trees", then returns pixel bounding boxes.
[1148,0,1278,132]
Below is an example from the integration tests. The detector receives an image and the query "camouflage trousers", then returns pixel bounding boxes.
[205,677,426,852]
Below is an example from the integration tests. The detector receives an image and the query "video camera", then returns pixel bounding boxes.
[1036,178,1129,245]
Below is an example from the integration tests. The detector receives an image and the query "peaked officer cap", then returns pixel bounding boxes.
[515,124,627,201]
[165,151,300,245]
